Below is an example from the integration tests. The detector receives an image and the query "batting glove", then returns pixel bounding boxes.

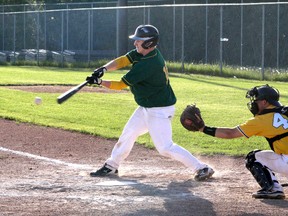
[86,75,102,85]
[93,67,107,78]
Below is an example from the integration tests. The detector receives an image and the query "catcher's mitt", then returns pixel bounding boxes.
[180,104,204,131]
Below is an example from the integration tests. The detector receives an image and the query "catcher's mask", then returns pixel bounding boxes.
[129,24,159,49]
[245,84,281,115]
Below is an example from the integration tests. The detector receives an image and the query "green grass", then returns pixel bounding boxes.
[1,65,288,156]
[167,61,288,81]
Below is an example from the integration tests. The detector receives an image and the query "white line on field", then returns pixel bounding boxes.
[0,146,93,170]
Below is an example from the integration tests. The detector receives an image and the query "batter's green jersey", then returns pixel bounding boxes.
[122,48,176,108]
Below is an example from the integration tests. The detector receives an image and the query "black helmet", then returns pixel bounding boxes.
[129,24,159,49]
[246,84,281,115]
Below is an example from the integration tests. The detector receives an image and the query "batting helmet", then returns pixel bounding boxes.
[129,24,159,49]
[246,84,281,115]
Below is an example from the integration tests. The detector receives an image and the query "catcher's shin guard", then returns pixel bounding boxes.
[245,150,274,191]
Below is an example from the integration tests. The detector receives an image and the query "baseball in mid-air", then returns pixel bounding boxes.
[34,96,42,105]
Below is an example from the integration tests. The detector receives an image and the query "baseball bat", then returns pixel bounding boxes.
[57,81,88,104]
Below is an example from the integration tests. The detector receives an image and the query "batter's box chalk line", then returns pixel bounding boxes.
[95,180,138,186]
[0,146,93,170]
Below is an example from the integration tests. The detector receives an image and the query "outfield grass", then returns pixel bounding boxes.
[1,66,287,156]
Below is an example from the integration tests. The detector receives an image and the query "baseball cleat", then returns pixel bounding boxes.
[194,167,214,181]
[90,163,118,177]
[252,189,285,199]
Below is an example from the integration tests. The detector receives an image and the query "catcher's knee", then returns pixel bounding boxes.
[245,150,273,190]
[245,150,261,169]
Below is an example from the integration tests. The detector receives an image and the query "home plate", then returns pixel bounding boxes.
[95,180,138,186]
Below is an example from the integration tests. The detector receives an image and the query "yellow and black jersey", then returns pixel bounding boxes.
[237,105,288,155]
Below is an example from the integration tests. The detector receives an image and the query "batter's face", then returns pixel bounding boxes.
[134,40,145,55]
[134,40,148,55]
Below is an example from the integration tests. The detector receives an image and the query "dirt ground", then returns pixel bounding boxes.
[1,86,288,216]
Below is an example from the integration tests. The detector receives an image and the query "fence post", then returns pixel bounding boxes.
[13,14,16,63]
[205,0,208,64]
[24,5,26,50]
[88,10,91,66]
[219,6,223,76]
[37,12,39,66]
[44,5,46,50]
[66,4,69,50]
[2,6,4,51]
[117,0,128,56]
[240,0,243,67]
[90,3,93,57]
[181,6,184,73]
[143,2,146,24]
[61,11,64,67]
[173,0,176,61]
[261,5,265,80]
[277,0,280,69]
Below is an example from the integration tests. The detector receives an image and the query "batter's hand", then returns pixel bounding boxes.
[93,67,107,78]
[86,75,102,85]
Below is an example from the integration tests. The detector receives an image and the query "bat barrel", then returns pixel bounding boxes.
[57,81,88,104]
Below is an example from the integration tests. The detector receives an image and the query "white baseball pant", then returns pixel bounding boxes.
[106,105,208,173]
[255,150,288,191]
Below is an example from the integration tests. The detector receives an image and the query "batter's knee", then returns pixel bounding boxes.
[156,144,173,157]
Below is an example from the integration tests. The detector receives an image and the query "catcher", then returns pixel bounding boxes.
[180,84,288,199]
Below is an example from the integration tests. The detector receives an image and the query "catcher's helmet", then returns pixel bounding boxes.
[129,24,159,49]
[246,84,281,115]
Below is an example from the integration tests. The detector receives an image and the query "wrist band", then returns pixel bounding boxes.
[203,126,217,137]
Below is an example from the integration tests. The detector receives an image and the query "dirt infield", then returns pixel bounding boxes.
[1,119,288,216]
[1,85,288,215]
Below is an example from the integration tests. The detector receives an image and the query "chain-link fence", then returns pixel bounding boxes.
[1,2,288,73]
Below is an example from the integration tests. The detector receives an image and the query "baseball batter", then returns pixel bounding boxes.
[86,24,214,181]
[188,84,288,199]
